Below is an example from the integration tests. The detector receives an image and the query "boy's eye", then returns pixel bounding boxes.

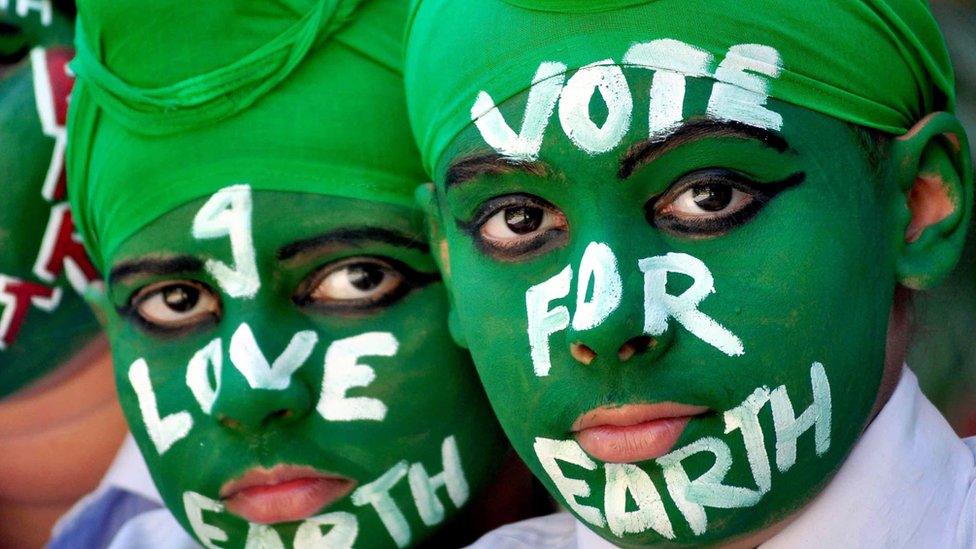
[133,281,220,330]
[483,204,561,239]
[649,169,801,236]
[296,256,432,313]
[664,183,754,218]
[310,260,403,304]
[468,194,569,261]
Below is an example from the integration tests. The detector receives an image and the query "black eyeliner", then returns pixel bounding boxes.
[294,256,440,314]
[457,194,569,262]
[648,170,806,236]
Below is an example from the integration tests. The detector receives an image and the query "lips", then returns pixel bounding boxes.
[573,403,709,463]
[220,465,355,524]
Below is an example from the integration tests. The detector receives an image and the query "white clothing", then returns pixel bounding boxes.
[48,435,167,548]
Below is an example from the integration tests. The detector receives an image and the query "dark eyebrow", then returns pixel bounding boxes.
[618,119,792,180]
[277,227,429,262]
[109,256,204,285]
[444,152,552,190]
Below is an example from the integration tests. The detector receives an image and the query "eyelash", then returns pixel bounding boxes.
[649,170,805,236]
[459,194,569,260]
[121,280,221,336]
[293,256,439,314]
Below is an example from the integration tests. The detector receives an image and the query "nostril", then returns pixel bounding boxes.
[218,414,243,431]
[618,335,655,361]
[271,409,293,421]
[570,342,597,365]
[262,409,293,427]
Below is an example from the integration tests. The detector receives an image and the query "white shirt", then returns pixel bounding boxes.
[48,435,167,549]
[470,368,976,548]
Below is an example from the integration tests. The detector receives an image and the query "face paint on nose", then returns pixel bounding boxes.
[639,253,743,357]
[228,323,318,391]
[525,244,743,377]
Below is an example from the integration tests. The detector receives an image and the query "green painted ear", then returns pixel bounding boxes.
[891,113,973,290]
[415,182,468,348]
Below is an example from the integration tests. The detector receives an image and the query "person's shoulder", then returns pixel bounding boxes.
[466,512,578,549]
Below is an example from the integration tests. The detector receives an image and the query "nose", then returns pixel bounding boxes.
[570,332,672,365]
[566,242,674,367]
[210,323,316,433]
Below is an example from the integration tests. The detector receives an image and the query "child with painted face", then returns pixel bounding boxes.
[66,1,509,547]
[404,1,976,547]
[0,47,133,548]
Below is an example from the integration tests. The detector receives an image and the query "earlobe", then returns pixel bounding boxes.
[891,112,973,289]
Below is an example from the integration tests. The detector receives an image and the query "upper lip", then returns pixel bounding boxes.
[219,464,347,500]
[572,402,710,432]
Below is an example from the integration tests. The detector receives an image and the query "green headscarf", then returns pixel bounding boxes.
[68,0,426,271]
[403,0,956,176]
[0,47,102,398]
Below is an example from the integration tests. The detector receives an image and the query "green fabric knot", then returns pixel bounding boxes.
[71,0,352,135]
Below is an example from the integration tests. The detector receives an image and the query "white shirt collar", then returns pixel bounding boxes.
[49,434,162,541]
[764,367,975,547]
[100,433,162,503]
[575,368,976,548]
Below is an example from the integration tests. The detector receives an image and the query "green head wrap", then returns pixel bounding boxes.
[68,0,426,271]
[0,47,102,398]
[403,0,956,176]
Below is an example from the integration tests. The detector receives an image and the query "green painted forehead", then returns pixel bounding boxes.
[404,0,954,176]
[0,48,102,398]
[68,0,426,273]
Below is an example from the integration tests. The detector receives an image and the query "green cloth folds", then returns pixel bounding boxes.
[404,0,956,177]
[68,0,427,271]
[71,0,360,135]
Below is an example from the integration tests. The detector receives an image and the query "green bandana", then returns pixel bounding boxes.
[404,0,955,176]
[67,0,426,272]
[0,47,102,398]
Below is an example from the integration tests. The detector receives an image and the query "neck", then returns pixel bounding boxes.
[0,335,127,548]
[427,450,553,547]
[720,291,912,548]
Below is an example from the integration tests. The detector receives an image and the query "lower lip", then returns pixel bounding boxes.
[575,416,695,463]
[224,477,353,524]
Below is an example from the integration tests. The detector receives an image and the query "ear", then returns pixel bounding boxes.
[415,182,468,348]
[82,280,112,329]
[891,112,973,290]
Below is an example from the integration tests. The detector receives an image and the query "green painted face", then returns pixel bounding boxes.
[429,61,901,546]
[103,188,506,548]
[0,47,102,399]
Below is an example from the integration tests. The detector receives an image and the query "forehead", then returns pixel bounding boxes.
[439,65,862,183]
[110,191,425,264]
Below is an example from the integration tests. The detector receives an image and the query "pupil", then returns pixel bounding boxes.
[692,184,733,212]
[163,285,198,312]
[347,264,385,291]
[504,206,543,234]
